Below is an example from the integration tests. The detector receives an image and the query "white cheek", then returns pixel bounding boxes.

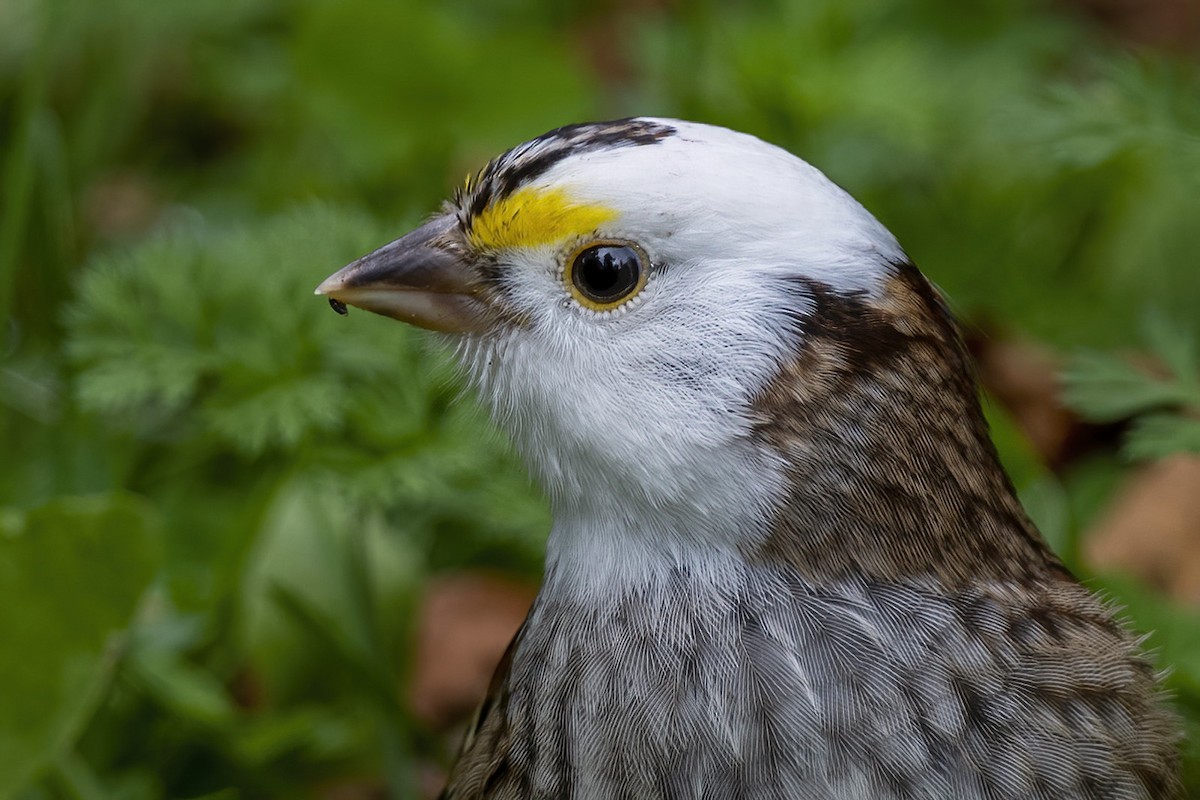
[495,254,794,446]
[459,252,806,589]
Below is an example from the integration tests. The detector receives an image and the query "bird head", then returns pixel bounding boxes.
[318,119,1059,590]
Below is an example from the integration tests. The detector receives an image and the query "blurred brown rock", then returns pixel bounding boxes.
[409,573,537,728]
[1085,454,1200,606]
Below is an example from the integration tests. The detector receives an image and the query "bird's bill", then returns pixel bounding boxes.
[315,215,489,333]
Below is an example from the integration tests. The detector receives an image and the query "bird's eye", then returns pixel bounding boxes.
[565,242,648,311]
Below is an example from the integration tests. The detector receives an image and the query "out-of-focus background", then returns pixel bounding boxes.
[2,0,1199,796]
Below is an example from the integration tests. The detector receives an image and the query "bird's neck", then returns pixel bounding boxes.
[540,264,1063,597]
[541,443,782,598]
[750,264,1064,587]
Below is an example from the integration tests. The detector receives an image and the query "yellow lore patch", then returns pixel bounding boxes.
[468,187,618,251]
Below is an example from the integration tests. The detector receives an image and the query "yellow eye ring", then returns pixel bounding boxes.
[564,240,649,312]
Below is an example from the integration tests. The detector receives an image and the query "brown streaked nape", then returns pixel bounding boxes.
[750,262,1068,587]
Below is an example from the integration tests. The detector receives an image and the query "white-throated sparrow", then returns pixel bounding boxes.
[318,119,1181,799]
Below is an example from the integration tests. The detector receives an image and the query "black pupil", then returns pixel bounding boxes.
[573,245,640,304]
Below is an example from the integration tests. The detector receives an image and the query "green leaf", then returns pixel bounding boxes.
[125,650,237,727]
[1141,311,1200,397]
[228,707,358,765]
[1062,314,1200,460]
[0,494,162,798]
[1061,350,1189,422]
[269,584,406,724]
[1123,413,1200,460]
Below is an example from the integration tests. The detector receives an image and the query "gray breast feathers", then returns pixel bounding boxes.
[441,566,1179,800]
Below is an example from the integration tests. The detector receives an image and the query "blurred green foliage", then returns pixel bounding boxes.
[0,495,160,797]
[1064,313,1200,458]
[1,0,1199,796]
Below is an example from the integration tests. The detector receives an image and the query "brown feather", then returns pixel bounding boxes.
[750,263,1067,586]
